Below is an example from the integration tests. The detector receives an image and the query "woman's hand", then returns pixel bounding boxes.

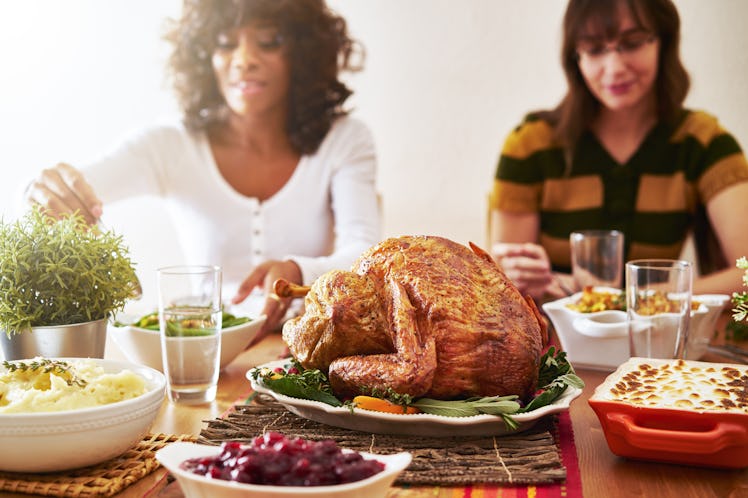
[24,163,102,224]
[491,242,555,301]
[232,259,302,348]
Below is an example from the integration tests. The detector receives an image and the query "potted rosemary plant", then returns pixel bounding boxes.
[0,207,138,360]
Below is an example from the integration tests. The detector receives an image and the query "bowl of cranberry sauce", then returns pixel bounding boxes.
[156,432,412,498]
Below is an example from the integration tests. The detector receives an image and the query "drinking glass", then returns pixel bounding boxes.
[626,259,692,360]
[157,265,222,404]
[570,230,624,290]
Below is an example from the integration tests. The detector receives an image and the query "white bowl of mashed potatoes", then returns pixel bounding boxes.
[0,357,165,472]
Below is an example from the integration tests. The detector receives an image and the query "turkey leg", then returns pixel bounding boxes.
[328,277,437,398]
[274,279,311,299]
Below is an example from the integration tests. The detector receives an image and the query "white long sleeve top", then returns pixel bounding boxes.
[83,116,381,294]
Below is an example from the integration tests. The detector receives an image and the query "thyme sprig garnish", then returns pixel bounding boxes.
[370,386,413,405]
[2,358,88,387]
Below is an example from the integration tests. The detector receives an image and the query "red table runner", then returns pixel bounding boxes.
[432,411,582,497]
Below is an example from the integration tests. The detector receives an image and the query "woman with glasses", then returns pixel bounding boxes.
[489,0,748,301]
[23,0,381,343]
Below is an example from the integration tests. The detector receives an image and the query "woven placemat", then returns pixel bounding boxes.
[0,433,196,498]
[198,396,567,486]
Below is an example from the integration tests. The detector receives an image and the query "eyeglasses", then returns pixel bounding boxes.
[576,31,657,64]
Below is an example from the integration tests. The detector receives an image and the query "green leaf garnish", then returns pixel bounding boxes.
[521,347,584,413]
[250,347,584,431]
[261,375,343,406]
[411,395,522,430]
[411,398,480,417]
[251,360,342,407]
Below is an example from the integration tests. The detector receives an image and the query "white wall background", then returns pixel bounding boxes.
[1,0,747,303]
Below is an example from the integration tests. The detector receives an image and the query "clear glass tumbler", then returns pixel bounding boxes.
[570,229,624,290]
[157,265,222,404]
[625,259,692,360]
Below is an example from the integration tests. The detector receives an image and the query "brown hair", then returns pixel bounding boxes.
[542,0,689,154]
[164,0,363,154]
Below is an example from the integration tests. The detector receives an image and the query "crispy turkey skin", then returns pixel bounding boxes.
[282,235,547,401]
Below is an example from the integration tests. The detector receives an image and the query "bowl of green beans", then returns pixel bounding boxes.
[109,310,266,372]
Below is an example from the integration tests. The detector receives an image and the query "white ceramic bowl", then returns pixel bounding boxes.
[0,358,165,472]
[109,314,266,372]
[542,289,729,371]
[156,441,412,498]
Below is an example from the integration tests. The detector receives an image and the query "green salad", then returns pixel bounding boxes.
[250,346,583,431]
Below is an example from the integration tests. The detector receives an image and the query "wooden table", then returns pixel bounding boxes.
[2,332,747,498]
[152,334,748,498]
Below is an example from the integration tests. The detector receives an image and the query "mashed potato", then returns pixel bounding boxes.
[0,357,148,413]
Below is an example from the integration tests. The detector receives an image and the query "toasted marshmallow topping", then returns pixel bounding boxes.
[598,359,748,413]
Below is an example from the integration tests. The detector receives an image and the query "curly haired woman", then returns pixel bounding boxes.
[24,0,381,343]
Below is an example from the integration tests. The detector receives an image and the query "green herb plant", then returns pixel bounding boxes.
[729,257,748,341]
[250,347,584,431]
[732,257,748,322]
[0,208,138,335]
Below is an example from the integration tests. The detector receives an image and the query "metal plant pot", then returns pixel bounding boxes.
[0,318,108,361]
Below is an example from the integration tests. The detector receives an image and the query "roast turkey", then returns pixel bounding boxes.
[281,235,547,401]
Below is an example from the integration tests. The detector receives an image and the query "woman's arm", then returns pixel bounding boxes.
[489,209,569,300]
[694,181,748,294]
[489,208,540,245]
[23,126,175,222]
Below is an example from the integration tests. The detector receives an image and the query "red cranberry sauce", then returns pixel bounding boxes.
[180,432,385,486]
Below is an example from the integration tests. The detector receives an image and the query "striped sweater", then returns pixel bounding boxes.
[490,110,748,272]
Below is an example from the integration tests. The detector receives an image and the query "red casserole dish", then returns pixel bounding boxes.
[588,357,748,469]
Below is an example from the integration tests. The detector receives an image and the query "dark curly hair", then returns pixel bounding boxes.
[164,0,363,154]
